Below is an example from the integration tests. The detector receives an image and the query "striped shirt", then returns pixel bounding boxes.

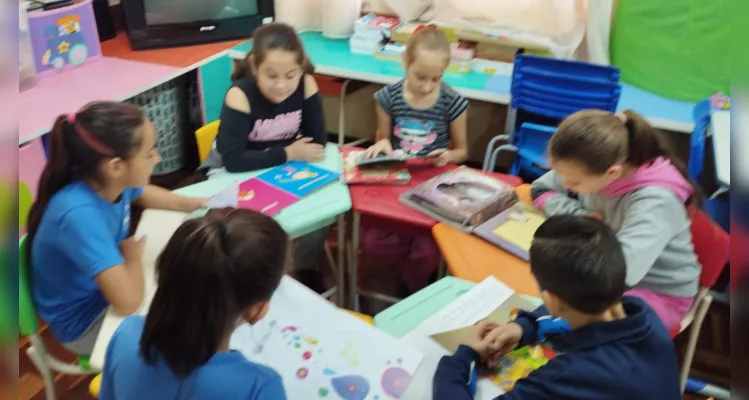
[375,80,469,156]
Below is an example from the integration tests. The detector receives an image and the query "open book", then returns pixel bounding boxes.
[400,167,545,260]
[412,277,553,396]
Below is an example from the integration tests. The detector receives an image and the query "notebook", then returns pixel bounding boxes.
[342,150,411,184]
[399,167,545,260]
[205,162,339,216]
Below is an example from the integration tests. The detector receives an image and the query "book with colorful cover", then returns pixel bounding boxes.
[343,150,411,184]
[399,167,546,260]
[429,288,559,392]
[237,178,299,216]
[205,162,339,216]
[399,166,519,231]
[473,202,546,261]
[255,162,339,197]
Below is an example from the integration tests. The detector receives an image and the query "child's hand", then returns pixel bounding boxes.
[464,320,502,357]
[362,139,393,158]
[587,211,604,221]
[182,197,209,212]
[427,149,451,167]
[482,322,524,366]
[285,137,326,162]
[120,235,146,266]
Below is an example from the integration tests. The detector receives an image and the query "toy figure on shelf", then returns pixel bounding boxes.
[41,14,89,70]
[709,92,730,110]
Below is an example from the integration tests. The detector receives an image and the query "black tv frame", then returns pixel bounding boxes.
[122,0,274,50]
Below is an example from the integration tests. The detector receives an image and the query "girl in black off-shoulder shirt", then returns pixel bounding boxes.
[200,23,329,292]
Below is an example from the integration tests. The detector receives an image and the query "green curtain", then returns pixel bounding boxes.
[610,0,729,102]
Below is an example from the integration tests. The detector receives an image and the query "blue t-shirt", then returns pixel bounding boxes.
[100,316,286,400]
[31,181,143,343]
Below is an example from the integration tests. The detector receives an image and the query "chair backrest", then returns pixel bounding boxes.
[511,54,622,122]
[688,207,730,288]
[195,120,221,163]
[689,99,712,181]
[18,235,40,336]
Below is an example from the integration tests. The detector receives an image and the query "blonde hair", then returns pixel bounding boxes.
[404,25,451,65]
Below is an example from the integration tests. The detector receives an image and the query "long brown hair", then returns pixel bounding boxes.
[232,23,314,81]
[549,109,701,206]
[404,25,451,65]
[140,208,288,378]
[26,102,145,259]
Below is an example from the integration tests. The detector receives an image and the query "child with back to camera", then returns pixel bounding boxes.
[100,208,289,399]
[27,102,207,355]
[199,23,330,293]
[361,26,470,294]
[530,109,701,331]
[434,215,682,400]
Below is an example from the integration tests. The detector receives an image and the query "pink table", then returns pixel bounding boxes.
[19,57,181,144]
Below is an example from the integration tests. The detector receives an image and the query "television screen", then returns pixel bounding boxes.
[145,0,259,25]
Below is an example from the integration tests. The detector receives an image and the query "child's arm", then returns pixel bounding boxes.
[530,171,590,216]
[301,74,327,145]
[134,185,207,213]
[216,88,288,172]
[616,189,688,287]
[362,91,394,158]
[59,208,144,315]
[433,345,480,400]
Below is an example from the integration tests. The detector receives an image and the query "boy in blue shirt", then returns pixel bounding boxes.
[433,215,682,399]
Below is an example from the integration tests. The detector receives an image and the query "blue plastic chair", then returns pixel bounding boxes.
[690,99,730,233]
[689,99,712,182]
[484,54,621,177]
[510,123,557,177]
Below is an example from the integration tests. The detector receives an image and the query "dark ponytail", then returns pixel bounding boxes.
[26,102,145,260]
[231,22,314,82]
[621,110,702,206]
[550,109,702,206]
[140,208,288,378]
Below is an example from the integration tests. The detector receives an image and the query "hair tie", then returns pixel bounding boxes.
[67,113,77,124]
[615,112,627,123]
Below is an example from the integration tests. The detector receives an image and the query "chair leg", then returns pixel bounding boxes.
[482,134,510,171]
[337,79,351,146]
[336,213,347,306]
[680,295,713,392]
[348,211,361,311]
[27,345,57,400]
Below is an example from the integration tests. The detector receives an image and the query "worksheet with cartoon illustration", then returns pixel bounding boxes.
[229,277,423,400]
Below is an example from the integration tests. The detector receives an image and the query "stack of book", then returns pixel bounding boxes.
[349,13,399,55]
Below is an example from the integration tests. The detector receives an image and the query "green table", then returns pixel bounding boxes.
[374,276,476,338]
[177,143,351,239]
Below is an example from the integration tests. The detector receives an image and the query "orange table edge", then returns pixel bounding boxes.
[432,184,540,297]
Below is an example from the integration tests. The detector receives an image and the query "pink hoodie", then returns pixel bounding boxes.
[600,157,692,202]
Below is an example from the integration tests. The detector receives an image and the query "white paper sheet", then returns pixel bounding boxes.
[230,277,424,400]
[415,276,516,336]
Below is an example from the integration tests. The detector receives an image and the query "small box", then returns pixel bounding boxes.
[28,0,102,75]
